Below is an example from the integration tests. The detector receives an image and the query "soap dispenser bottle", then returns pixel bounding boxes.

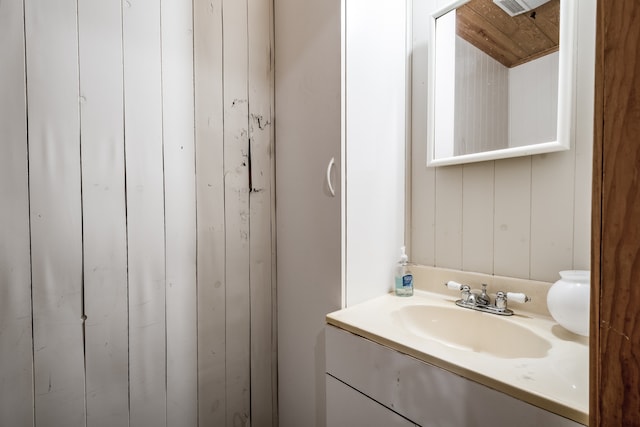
[394,246,414,297]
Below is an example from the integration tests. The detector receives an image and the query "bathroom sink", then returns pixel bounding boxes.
[394,305,552,359]
[327,288,589,423]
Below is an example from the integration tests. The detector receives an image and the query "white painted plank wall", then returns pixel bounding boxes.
[462,163,494,274]
[454,38,509,155]
[248,0,276,424]
[0,0,275,426]
[434,167,463,269]
[222,0,252,425]
[530,152,575,280]
[77,0,129,425]
[0,0,32,425]
[410,0,595,282]
[193,0,227,425]
[122,0,167,424]
[494,157,532,278]
[161,0,198,425]
[24,0,86,425]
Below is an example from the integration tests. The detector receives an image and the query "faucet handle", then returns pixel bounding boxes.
[445,280,464,290]
[495,291,531,312]
[506,292,531,304]
[445,281,472,303]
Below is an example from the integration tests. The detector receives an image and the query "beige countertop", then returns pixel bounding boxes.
[326,268,589,425]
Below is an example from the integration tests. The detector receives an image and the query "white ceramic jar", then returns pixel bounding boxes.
[547,270,590,336]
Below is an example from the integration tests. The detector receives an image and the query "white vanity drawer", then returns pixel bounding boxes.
[327,374,417,427]
[326,325,583,427]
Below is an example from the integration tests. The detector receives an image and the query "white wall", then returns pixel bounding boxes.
[509,52,559,148]
[0,1,275,426]
[345,0,408,307]
[411,0,596,283]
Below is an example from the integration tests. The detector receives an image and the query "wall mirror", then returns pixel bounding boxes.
[427,0,577,166]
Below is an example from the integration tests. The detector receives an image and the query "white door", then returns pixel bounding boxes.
[275,0,343,426]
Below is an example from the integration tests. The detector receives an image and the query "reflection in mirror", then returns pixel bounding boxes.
[427,0,577,166]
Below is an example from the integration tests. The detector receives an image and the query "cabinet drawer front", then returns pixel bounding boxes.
[326,325,582,427]
[327,374,416,427]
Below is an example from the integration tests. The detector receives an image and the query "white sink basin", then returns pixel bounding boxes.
[394,304,552,359]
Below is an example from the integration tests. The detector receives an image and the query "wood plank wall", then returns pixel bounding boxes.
[0,0,275,426]
[411,0,596,283]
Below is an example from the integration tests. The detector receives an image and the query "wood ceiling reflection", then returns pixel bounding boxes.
[456,0,560,68]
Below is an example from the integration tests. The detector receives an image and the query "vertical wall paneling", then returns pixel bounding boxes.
[4,0,276,424]
[530,152,575,282]
[248,0,275,424]
[222,0,251,424]
[77,0,129,425]
[461,162,494,274]
[24,0,86,425]
[0,0,33,425]
[454,39,508,155]
[434,167,463,269]
[493,157,532,279]
[193,0,227,425]
[161,0,198,425]
[122,0,167,424]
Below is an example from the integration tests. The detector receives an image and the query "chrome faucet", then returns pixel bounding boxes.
[444,281,530,316]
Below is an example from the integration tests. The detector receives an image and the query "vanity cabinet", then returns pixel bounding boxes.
[325,325,584,427]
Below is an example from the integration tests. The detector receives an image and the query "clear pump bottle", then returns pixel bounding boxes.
[394,246,414,297]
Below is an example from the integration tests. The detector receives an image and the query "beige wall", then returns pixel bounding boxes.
[410,0,596,283]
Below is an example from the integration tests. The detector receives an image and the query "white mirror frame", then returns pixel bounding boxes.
[426,0,578,167]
